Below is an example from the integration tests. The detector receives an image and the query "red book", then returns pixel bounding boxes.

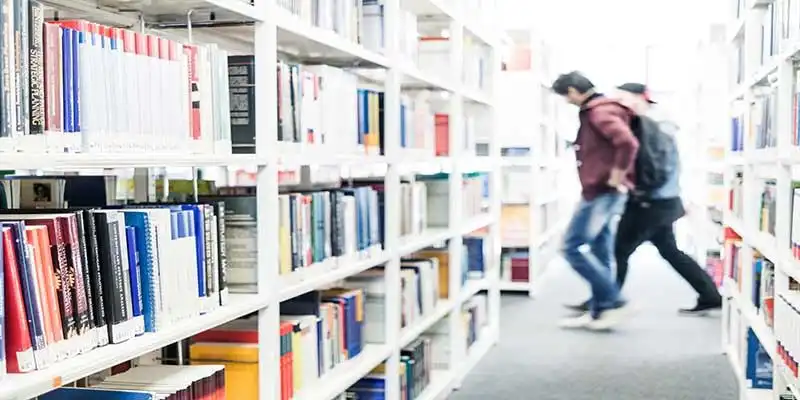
[3,227,35,373]
[43,23,62,132]
[26,227,65,353]
[434,113,449,156]
[184,45,201,140]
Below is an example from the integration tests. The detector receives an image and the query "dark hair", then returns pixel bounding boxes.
[551,71,595,95]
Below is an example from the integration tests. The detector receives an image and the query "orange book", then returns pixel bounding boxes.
[25,226,64,351]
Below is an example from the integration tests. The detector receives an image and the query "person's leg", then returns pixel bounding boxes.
[566,203,648,312]
[560,192,629,326]
[649,224,722,313]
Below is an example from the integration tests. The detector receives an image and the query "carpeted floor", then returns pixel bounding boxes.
[450,244,738,400]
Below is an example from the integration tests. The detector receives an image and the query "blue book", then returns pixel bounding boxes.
[180,205,207,299]
[125,227,143,324]
[62,28,74,132]
[400,103,407,148]
[72,27,81,131]
[357,89,368,145]
[169,212,179,240]
[745,329,773,389]
[41,387,156,399]
[123,212,158,332]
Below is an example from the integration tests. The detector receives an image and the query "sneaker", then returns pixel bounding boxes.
[558,313,594,329]
[679,301,722,316]
[586,302,633,331]
[564,300,591,313]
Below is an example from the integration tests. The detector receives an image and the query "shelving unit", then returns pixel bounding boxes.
[0,0,503,399]
[724,0,800,398]
[490,29,573,297]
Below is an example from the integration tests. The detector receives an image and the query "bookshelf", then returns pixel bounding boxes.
[725,0,800,398]
[491,29,572,297]
[0,0,503,400]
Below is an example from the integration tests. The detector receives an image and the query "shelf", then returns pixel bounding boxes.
[462,213,494,234]
[399,301,454,348]
[498,281,530,292]
[398,229,452,255]
[292,344,392,400]
[416,370,457,400]
[277,246,390,302]
[0,152,264,170]
[0,294,267,400]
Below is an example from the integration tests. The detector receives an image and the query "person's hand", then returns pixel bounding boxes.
[608,168,629,193]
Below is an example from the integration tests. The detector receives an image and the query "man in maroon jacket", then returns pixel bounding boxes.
[551,71,640,330]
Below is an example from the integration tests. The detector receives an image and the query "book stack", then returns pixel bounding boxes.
[463,235,487,279]
[0,3,233,155]
[746,329,773,390]
[345,337,433,399]
[39,364,226,399]
[0,197,231,375]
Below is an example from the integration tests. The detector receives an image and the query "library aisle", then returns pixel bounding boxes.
[452,245,738,400]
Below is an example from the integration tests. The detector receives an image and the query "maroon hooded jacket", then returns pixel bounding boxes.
[575,96,639,200]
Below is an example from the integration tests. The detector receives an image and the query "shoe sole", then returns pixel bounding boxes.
[678,308,720,317]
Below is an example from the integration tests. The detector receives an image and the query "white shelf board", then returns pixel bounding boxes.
[293,344,392,400]
[398,228,452,255]
[399,301,454,348]
[456,327,496,381]
[0,294,267,400]
[462,213,494,234]
[533,217,569,248]
[277,246,390,302]
[725,280,777,360]
[0,152,265,170]
[498,281,530,292]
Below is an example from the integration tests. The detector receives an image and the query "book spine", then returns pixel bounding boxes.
[0,0,11,136]
[43,22,60,132]
[202,206,213,300]
[215,202,228,305]
[64,217,92,339]
[13,0,28,135]
[83,212,107,337]
[27,1,42,134]
[61,27,73,132]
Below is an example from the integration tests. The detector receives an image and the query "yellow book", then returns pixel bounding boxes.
[414,250,450,299]
[190,343,259,400]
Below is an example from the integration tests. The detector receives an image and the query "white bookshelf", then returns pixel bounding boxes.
[0,0,503,399]
[725,0,800,398]
[491,29,572,297]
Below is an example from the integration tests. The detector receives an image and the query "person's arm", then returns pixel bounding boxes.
[589,108,639,187]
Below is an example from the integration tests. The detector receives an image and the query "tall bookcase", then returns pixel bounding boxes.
[490,29,573,297]
[0,0,503,399]
[724,0,800,398]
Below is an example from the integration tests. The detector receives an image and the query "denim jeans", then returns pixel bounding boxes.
[563,192,627,317]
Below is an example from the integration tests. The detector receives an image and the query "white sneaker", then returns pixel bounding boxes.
[558,313,594,329]
[586,303,633,331]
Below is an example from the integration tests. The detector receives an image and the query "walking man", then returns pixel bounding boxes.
[566,83,722,315]
[551,71,639,330]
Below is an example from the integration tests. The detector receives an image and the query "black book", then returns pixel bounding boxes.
[227,55,255,154]
[93,210,131,344]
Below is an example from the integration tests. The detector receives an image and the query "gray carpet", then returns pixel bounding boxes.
[451,244,738,400]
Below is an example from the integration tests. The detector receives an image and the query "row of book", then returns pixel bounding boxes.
[420,174,488,228]
[0,2,233,154]
[753,254,776,329]
[777,274,800,392]
[231,58,442,157]
[0,201,231,375]
[344,294,489,400]
[39,364,226,399]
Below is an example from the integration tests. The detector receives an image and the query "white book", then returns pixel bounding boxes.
[343,196,357,256]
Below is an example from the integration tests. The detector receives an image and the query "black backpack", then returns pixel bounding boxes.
[629,114,677,194]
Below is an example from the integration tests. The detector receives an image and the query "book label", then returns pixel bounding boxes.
[15,349,35,373]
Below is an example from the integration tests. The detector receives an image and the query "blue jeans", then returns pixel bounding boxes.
[563,192,627,317]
